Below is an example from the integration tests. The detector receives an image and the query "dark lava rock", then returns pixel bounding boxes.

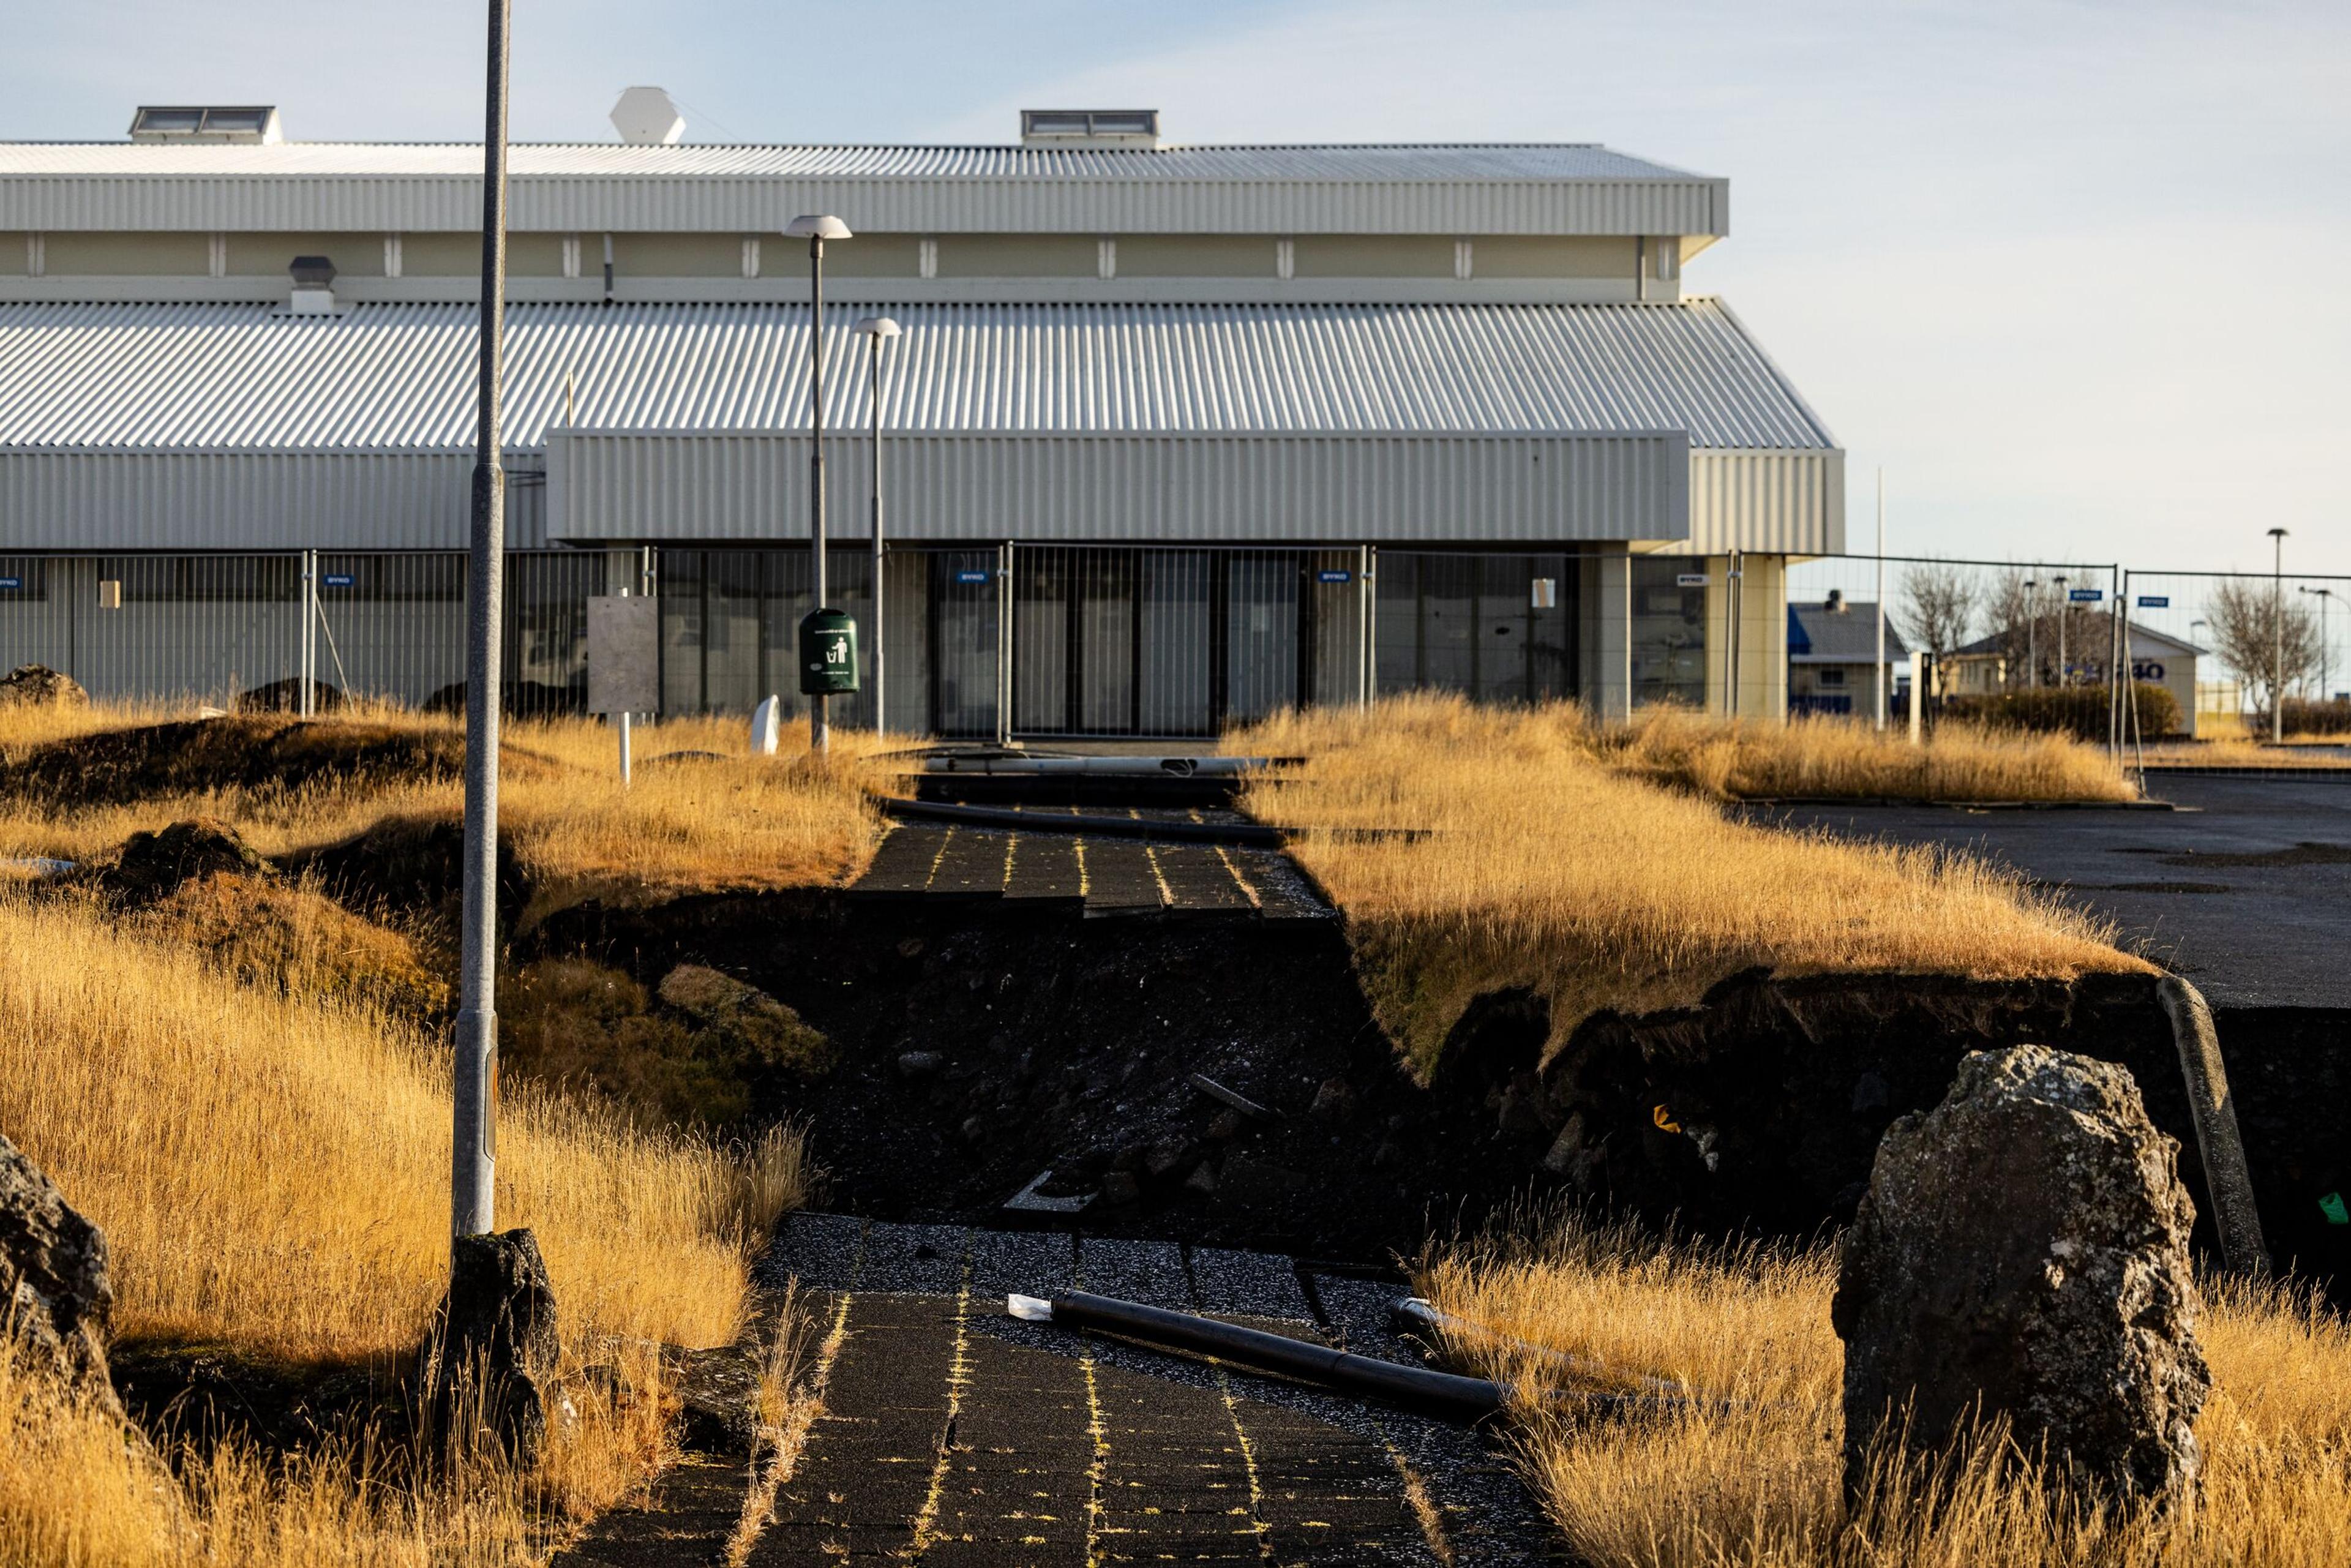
[237,678,347,713]
[0,1133,118,1416]
[0,664,88,707]
[424,1228,560,1465]
[1833,1045,2208,1500]
[105,817,271,906]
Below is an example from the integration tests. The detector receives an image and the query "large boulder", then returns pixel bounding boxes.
[1832,1045,2208,1499]
[0,664,88,708]
[0,1133,121,1417]
[424,1228,560,1465]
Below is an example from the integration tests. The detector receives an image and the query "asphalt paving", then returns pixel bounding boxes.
[1749,773,2351,1010]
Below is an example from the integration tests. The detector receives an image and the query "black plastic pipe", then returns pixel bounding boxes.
[1037,1289,1505,1422]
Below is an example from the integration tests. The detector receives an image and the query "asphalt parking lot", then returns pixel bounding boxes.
[1751,775,2351,1010]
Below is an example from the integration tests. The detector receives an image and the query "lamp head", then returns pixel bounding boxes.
[2268,527,2290,539]
[852,315,902,340]
[784,214,852,241]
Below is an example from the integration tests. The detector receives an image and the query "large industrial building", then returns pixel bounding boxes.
[0,100,1840,736]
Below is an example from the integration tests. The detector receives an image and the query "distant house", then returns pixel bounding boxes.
[1943,621,2206,735]
[1787,592,1907,717]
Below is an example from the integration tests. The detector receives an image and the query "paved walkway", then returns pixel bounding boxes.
[1750,773,2351,1008]
[564,1216,1558,1567]
[853,812,1329,919]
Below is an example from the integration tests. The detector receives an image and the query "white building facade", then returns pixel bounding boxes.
[0,107,1840,735]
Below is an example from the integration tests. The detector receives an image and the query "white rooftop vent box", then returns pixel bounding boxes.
[287,255,336,316]
[1020,109,1160,148]
[610,86,685,145]
[130,105,282,144]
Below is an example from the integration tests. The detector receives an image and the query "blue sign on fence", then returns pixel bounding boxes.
[0,576,20,590]
[322,572,356,588]
[953,569,991,585]
[2068,587,2104,602]
[1317,569,1352,583]
[2136,595,2170,609]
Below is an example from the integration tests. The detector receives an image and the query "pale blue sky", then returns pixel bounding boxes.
[10,0,2347,574]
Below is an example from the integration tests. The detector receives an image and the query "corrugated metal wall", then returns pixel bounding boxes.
[1686,451,1842,556]
[0,173,1725,240]
[0,452,546,549]
[548,430,1691,545]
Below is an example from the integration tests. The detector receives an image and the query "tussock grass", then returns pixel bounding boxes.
[0,703,897,914]
[1233,697,2145,1070]
[1425,1215,2351,1567]
[1599,708,2137,803]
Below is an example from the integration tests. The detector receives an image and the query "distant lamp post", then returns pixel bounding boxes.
[784,213,852,754]
[2301,585,2334,709]
[2267,527,2289,743]
[2022,578,2039,689]
[2052,576,2070,686]
[852,315,902,734]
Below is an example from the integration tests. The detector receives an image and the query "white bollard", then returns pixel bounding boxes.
[749,695,781,757]
[617,711,632,784]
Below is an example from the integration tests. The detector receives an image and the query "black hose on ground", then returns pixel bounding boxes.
[1013,1289,1504,1422]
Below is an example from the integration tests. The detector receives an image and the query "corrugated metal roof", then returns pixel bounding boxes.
[0,298,1833,454]
[0,141,1703,182]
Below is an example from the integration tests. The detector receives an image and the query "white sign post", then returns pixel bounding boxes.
[588,593,659,784]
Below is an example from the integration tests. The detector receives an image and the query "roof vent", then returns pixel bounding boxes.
[288,255,336,316]
[1020,109,1160,148]
[1825,588,1847,613]
[610,86,685,145]
[130,105,282,144]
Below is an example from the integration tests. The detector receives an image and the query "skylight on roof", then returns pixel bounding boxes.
[129,106,282,144]
[1020,109,1160,148]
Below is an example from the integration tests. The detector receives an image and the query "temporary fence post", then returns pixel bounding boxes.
[1728,549,1744,719]
[2110,566,2126,759]
[1873,470,1887,730]
[1358,544,1374,706]
[996,541,1013,747]
[301,547,317,717]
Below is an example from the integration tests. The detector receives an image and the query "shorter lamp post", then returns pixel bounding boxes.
[784,213,852,753]
[2268,527,2289,743]
[852,315,901,734]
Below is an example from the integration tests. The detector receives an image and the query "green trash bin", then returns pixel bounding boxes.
[798,607,860,696]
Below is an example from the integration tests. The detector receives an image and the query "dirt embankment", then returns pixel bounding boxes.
[532,894,2351,1288]
[0,715,466,806]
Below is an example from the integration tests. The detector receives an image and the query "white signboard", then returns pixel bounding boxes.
[587,595,659,715]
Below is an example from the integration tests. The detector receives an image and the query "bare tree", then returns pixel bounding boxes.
[1983,572,2034,690]
[1898,564,1980,697]
[2203,578,2321,713]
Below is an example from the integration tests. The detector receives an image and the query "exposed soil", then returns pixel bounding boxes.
[531,894,2351,1289]
[0,716,467,806]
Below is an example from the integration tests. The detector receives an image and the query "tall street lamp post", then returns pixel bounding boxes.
[2302,586,2334,703]
[453,0,511,1239]
[784,214,852,754]
[852,315,901,734]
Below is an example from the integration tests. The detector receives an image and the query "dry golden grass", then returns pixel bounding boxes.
[134,871,451,1019]
[0,702,899,916]
[0,890,798,1361]
[1232,697,2146,1071]
[2141,738,2351,769]
[1598,708,2137,803]
[1425,1215,2351,1567]
[0,886,806,1562]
